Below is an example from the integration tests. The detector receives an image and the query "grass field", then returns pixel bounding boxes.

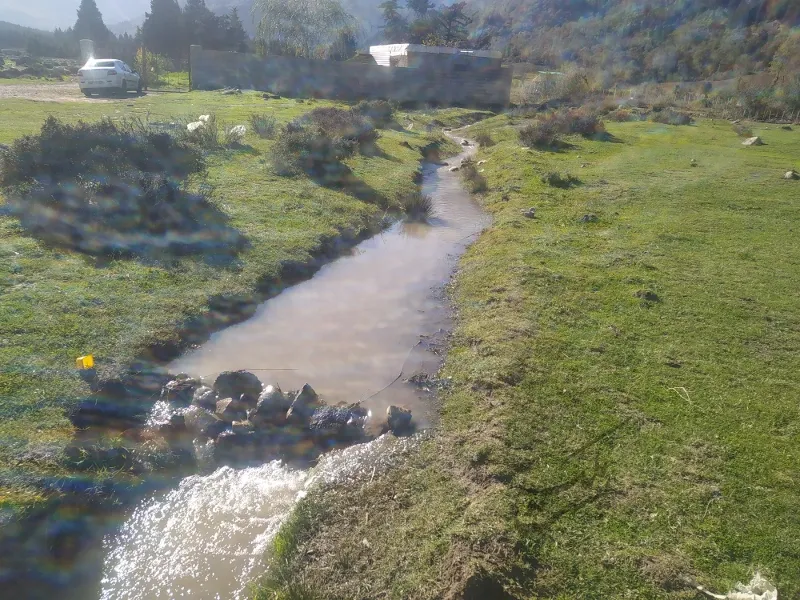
[0,91,458,516]
[256,117,800,598]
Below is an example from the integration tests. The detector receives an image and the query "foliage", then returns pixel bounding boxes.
[519,108,605,148]
[73,0,111,44]
[400,190,433,221]
[352,100,395,128]
[254,0,356,59]
[732,122,754,137]
[327,27,358,61]
[540,170,579,188]
[473,131,495,147]
[606,108,637,122]
[249,113,278,138]
[142,0,184,59]
[650,108,693,126]
[459,157,488,192]
[133,48,173,86]
[377,0,485,47]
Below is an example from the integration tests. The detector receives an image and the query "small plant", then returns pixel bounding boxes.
[519,117,562,147]
[541,171,580,188]
[732,122,753,137]
[224,125,247,146]
[474,132,495,147]
[460,158,489,193]
[249,114,278,138]
[352,100,395,128]
[182,114,220,148]
[650,109,693,126]
[401,190,433,221]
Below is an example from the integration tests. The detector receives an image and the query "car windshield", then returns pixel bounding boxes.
[89,60,116,68]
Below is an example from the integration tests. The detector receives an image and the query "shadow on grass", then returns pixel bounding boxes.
[309,161,385,205]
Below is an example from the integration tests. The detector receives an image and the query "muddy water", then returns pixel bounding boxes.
[99,144,488,600]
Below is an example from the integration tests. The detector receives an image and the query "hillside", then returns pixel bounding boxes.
[472,0,800,82]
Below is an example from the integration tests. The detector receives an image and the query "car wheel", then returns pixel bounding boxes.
[136,80,143,95]
[119,81,127,96]
[83,90,92,97]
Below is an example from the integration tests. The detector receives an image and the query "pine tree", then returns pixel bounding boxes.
[225,7,249,53]
[380,0,408,43]
[73,0,111,44]
[141,0,184,59]
[407,0,435,18]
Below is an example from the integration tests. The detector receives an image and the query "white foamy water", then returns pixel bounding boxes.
[100,435,418,600]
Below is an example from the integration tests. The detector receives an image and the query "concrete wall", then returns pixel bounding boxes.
[189,46,512,108]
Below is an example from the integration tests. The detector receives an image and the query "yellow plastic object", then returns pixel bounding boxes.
[75,355,95,370]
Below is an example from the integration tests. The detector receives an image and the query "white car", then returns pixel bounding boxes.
[78,59,142,97]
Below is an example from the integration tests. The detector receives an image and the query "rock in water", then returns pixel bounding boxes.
[249,385,291,427]
[742,136,764,146]
[161,375,199,406]
[386,406,413,434]
[183,405,224,439]
[231,420,255,434]
[286,384,323,424]
[192,386,218,411]
[215,397,249,423]
[308,406,368,442]
[213,371,263,404]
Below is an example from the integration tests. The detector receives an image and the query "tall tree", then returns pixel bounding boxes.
[73,0,111,44]
[184,0,223,49]
[253,0,355,58]
[433,1,472,46]
[407,0,435,18]
[328,27,357,60]
[141,0,184,59]
[380,0,408,42]
[224,7,249,53]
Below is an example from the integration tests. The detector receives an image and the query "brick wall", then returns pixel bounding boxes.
[189,46,511,108]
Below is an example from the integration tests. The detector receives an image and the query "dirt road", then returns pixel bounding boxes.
[0,82,146,103]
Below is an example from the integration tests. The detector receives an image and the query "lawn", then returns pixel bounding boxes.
[256,117,800,598]
[0,91,458,516]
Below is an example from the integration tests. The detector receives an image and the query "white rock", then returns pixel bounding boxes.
[198,114,211,122]
[187,121,205,132]
[742,136,764,146]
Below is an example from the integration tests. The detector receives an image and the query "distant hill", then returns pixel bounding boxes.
[470,0,800,82]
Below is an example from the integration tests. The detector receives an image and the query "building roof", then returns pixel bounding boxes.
[369,44,502,67]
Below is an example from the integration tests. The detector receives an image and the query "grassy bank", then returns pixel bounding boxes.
[256,117,800,598]
[0,91,460,516]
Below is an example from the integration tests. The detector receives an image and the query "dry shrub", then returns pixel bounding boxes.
[250,114,278,138]
[732,122,753,137]
[474,132,495,147]
[650,109,693,126]
[460,158,488,193]
[607,108,636,122]
[519,108,605,147]
[541,171,580,188]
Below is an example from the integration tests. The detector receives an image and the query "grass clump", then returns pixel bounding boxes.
[650,108,693,125]
[519,107,605,148]
[459,158,489,193]
[732,122,754,137]
[400,190,433,221]
[474,131,496,147]
[249,113,278,139]
[352,99,395,128]
[540,171,580,188]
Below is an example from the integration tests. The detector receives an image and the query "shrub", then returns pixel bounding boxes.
[0,117,244,256]
[650,109,693,126]
[249,114,278,138]
[401,190,433,221]
[474,132,495,147]
[353,100,395,128]
[519,117,562,147]
[181,113,220,148]
[519,108,605,147]
[541,171,580,188]
[460,158,488,193]
[304,107,379,150]
[732,122,754,137]
[607,108,636,122]
[224,125,247,146]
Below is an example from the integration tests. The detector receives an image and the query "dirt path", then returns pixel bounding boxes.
[0,82,150,103]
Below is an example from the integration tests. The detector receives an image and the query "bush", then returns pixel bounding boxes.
[224,125,247,146]
[353,100,395,128]
[304,107,379,150]
[181,114,220,148]
[650,109,693,126]
[519,108,605,147]
[460,158,488,193]
[474,132,495,147]
[0,116,245,257]
[732,122,754,137]
[249,114,278,139]
[401,190,433,221]
[606,108,636,122]
[541,171,580,188]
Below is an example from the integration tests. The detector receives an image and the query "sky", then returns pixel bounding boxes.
[0,0,152,30]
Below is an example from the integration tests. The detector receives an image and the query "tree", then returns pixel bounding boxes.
[184,0,226,50]
[328,27,357,60]
[380,0,408,43]
[253,0,356,58]
[73,0,111,44]
[407,0,434,18]
[433,1,473,46]
[142,0,184,59]
[225,7,249,53]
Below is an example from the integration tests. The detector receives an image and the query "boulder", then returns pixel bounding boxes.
[386,406,413,434]
[192,386,218,411]
[286,384,323,424]
[216,396,249,423]
[784,170,799,180]
[231,420,255,434]
[461,139,470,146]
[249,385,291,427]
[742,136,764,146]
[183,405,224,439]
[580,214,599,223]
[161,375,199,406]
[449,166,460,172]
[213,371,263,405]
[521,207,537,219]
[308,406,368,442]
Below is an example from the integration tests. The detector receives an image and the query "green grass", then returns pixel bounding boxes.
[0,92,465,516]
[149,71,190,90]
[255,117,800,598]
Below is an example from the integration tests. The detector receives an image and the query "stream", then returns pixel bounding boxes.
[99,143,489,600]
